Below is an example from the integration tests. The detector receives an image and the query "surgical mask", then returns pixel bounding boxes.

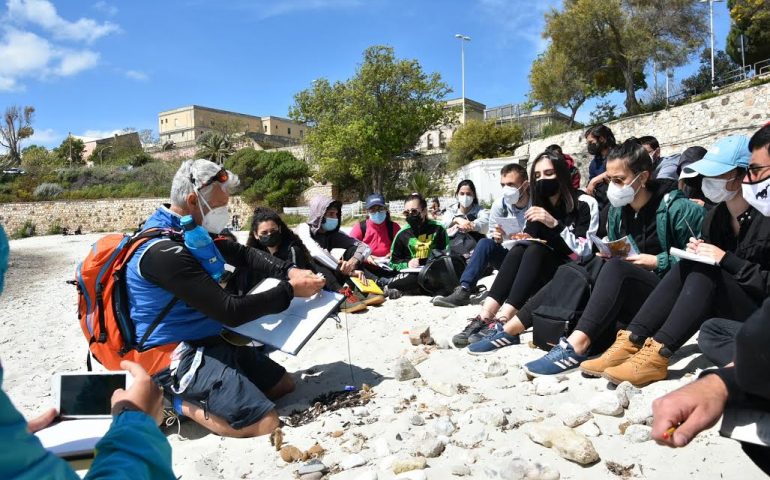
[457,194,474,208]
[535,178,560,198]
[607,174,642,207]
[502,186,521,205]
[369,211,387,225]
[322,217,339,231]
[701,177,738,203]
[197,193,230,234]
[742,176,770,216]
[258,231,281,248]
[406,213,423,230]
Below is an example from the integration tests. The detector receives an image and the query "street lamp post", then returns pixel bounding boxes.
[454,34,471,124]
[700,0,724,88]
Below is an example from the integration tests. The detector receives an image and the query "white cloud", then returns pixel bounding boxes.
[92,1,118,16]
[124,69,149,81]
[55,50,99,76]
[28,127,60,146]
[476,0,560,54]
[6,0,120,43]
[79,129,123,141]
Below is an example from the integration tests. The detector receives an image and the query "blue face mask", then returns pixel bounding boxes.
[369,211,387,225]
[322,217,339,231]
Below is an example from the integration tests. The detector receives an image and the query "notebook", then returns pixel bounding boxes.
[589,234,639,258]
[35,418,112,459]
[350,277,384,295]
[669,247,718,266]
[495,216,523,236]
[226,278,344,355]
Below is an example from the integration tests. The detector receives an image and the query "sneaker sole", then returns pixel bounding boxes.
[523,364,578,378]
[466,348,502,356]
[601,371,665,388]
[431,298,465,308]
[452,338,470,348]
[363,296,385,307]
[578,365,605,377]
[340,304,368,314]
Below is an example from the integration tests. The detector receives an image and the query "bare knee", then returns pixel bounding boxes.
[232,410,280,438]
[267,372,295,401]
[182,402,280,438]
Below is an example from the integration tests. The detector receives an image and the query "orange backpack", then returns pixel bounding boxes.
[75,228,181,375]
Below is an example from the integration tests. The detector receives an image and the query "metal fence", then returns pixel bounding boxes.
[667,56,770,106]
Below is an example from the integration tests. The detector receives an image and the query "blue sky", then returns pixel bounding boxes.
[0,0,733,149]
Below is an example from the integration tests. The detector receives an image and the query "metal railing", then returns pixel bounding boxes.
[667,56,770,106]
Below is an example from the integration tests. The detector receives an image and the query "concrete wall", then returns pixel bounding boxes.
[0,196,255,235]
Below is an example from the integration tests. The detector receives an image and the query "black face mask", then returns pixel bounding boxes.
[406,214,424,230]
[258,231,281,248]
[587,142,603,156]
[535,178,561,198]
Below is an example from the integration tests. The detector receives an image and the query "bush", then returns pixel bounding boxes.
[540,122,572,138]
[280,213,306,227]
[12,220,36,239]
[226,149,309,208]
[46,221,64,235]
[33,183,64,199]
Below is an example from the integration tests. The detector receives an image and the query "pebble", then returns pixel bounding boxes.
[452,464,472,476]
[355,471,378,480]
[429,381,458,397]
[410,414,426,426]
[626,396,653,425]
[340,454,367,470]
[615,381,642,408]
[589,392,624,416]
[471,393,486,403]
[396,471,427,480]
[419,438,446,458]
[300,473,323,480]
[575,420,601,438]
[485,361,509,378]
[474,408,508,427]
[394,358,421,381]
[533,377,568,396]
[555,403,592,427]
[524,423,600,465]
[624,424,652,443]
[453,423,488,448]
[433,417,457,436]
[374,438,392,457]
[483,457,560,480]
[434,335,453,349]
[392,456,427,474]
[297,459,328,475]
[354,407,370,417]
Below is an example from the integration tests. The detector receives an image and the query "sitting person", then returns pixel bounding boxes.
[460,151,598,353]
[545,144,581,189]
[509,139,704,375]
[591,135,769,387]
[382,193,449,297]
[678,145,717,210]
[429,197,443,220]
[0,224,175,479]
[433,163,530,310]
[585,124,618,212]
[125,159,325,438]
[442,179,489,244]
[350,193,401,260]
[639,135,680,181]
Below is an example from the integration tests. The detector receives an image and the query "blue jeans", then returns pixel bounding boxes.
[460,238,508,290]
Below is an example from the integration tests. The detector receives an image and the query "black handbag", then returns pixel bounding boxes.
[417,250,467,296]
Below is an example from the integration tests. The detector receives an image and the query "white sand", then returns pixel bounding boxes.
[2,233,766,479]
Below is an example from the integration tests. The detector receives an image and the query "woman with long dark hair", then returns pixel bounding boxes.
[442,179,489,239]
[455,151,598,351]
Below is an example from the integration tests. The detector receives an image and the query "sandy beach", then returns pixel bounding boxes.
[1,233,765,479]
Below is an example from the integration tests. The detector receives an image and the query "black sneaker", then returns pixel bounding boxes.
[432,286,471,308]
[452,315,488,347]
[468,320,502,344]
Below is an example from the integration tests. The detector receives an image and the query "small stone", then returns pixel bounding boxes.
[434,417,457,436]
[340,453,367,470]
[429,381,458,397]
[300,473,323,480]
[502,407,512,414]
[353,407,370,417]
[354,471,378,480]
[471,393,485,404]
[434,335,453,349]
[374,438,391,457]
[524,423,599,465]
[589,392,624,416]
[297,459,328,475]
[306,443,325,458]
[419,438,445,458]
[279,445,306,463]
[575,420,601,438]
[410,414,425,426]
[474,408,508,427]
[451,464,471,476]
[534,377,568,396]
[485,361,508,378]
[396,471,427,480]
[555,403,592,428]
[394,358,421,381]
[624,424,652,443]
[615,381,642,408]
[331,430,344,438]
[453,423,488,448]
[392,456,427,474]
[626,396,653,425]
[408,326,432,346]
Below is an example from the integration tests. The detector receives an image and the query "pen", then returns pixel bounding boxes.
[662,426,677,439]
[684,219,699,240]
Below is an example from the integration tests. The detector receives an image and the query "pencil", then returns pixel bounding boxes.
[663,426,677,439]
[683,218,698,240]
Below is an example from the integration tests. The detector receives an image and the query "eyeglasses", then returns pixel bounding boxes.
[745,165,770,184]
[191,168,229,190]
[403,208,422,216]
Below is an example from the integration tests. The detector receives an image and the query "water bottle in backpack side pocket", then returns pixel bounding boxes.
[181,215,226,281]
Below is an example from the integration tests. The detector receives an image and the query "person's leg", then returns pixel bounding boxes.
[386,272,421,294]
[481,245,527,318]
[504,244,561,310]
[459,238,497,290]
[741,442,770,475]
[698,318,744,367]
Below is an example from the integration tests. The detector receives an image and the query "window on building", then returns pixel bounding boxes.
[439,130,446,148]
[427,134,433,150]
[288,127,291,135]
[264,125,268,132]
[174,118,179,127]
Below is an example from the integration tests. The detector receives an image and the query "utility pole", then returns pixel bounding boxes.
[454,34,471,124]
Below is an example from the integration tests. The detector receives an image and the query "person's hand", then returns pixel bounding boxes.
[693,242,726,263]
[339,258,359,276]
[651,374,729,447]
[110,361,164,425]
[586,173,606,196]
[624,253,658,271]
[690,198,706,207]
[525,207,558,228]
[353,270,367,283]
[408,258,421,268]
[27,408,58,433]
[686,237,704,253]
[454,218,473,232]
[492,226,504,243]
[289,272,325,297]
[287,268,315,282]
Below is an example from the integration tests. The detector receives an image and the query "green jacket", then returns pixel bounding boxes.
[389,219,449,271]
[607,189,706,276]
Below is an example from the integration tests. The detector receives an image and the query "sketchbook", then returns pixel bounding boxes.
[495,216,523,236]
[589,234,639,258]
[35,418,112,459]
[669,247,718,266]
[226,278,344,355]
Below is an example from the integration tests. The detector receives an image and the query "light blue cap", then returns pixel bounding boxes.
[683,135,750,177]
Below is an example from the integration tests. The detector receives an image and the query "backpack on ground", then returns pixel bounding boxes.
[417,250,467,296]
[74,228,180,375]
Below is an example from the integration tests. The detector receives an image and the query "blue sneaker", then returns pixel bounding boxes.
[523,337,588,376]
[467,329,520,355]
[468,320,503,344]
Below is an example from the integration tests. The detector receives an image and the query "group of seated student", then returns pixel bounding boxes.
[441,179,490,247]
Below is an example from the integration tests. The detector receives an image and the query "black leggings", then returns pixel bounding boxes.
[488,243,562,310]
[575,259,660,347]
[387,272,422,295]
[628,261,760,352]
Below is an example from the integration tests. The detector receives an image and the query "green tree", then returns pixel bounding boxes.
[405,171,444,198]
[290,45,451,195]
[682,49,741,94]
[545,0,706,115]
[0,105,35,166]
[589,100,619,124]
[197,132,235,165]
[726,0,770,67]
[446,120,524,169]
[53,136,86,165]
[529,47,595,126]
[225,148,309,208]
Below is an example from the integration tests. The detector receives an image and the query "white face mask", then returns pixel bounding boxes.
[502,186,520,205]
[458,194,474,208]
[607,174,642,207]
[702,177,738,203]
[197,193,230,234]
[742,176,770,216]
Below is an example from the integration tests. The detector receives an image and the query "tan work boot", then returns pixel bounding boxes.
[580,330,642,377]
[602,338,671,387]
